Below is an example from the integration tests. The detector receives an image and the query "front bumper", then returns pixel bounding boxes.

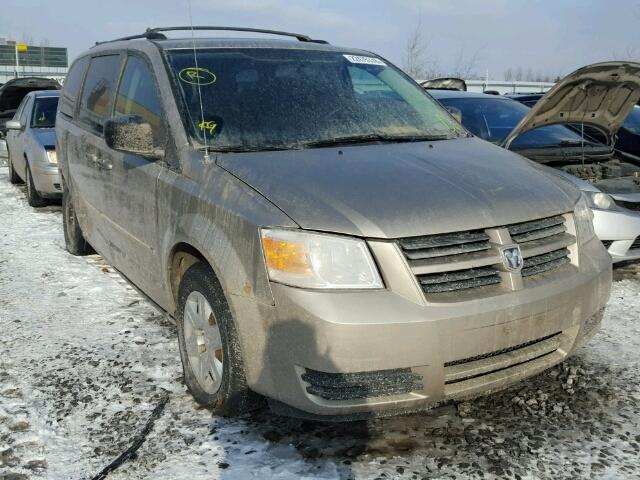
[31,162,62,197]
[593,208,640,263]
[231,235,611,419]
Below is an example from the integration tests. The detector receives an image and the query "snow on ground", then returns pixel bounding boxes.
[0,165,639,480]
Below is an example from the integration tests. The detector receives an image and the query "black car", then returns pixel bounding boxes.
[508,92,640,158]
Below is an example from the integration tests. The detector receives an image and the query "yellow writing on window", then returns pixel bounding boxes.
[198,120,218,134]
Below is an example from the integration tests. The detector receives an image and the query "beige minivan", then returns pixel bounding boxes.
[56,27,611,420]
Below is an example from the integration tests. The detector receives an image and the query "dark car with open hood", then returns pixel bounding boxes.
[55,27,610,420]
[431,62,640,263]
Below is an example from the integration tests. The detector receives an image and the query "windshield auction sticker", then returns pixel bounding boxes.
[343,54,386,66]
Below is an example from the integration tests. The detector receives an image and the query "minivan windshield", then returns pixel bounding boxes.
[31,96,59,128]
[165,48,466,151]
[437,96,604,150]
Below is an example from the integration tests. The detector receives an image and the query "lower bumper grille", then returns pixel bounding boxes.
[302,368,423,401]
[443,332,563,397]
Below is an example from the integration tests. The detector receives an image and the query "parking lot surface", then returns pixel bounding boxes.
[1,166,639,480]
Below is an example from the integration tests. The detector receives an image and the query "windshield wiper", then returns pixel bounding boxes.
[296,133,454,149]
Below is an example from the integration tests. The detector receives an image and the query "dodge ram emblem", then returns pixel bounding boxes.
[500,245,523,272]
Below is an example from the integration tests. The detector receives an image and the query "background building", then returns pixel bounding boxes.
[0,36,68,85]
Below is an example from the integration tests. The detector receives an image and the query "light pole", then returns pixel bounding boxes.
[14,43,27,79]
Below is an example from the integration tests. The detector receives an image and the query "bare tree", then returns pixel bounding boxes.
[515,66,524,81]
[612,46,640,61]
[402,18,438,79]
[450,48,480,79]
[504,68,514,81]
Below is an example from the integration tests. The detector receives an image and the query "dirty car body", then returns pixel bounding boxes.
[56,32,611,420]
[5,90,61,200]
[431,62,640,263]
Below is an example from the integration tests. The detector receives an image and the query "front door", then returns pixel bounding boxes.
[97,54,166,299]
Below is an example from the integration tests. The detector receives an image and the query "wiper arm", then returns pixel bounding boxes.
[297,133,453,149]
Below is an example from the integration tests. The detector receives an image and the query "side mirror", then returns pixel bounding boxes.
[445,106,463,124]
[104,115,163,159]
[5,120,22,130]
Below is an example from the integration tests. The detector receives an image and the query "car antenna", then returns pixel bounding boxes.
[581,121,585,169]
[186,0,211,164]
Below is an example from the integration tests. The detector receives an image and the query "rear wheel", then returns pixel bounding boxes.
[62,177,92,255]
[25,162,47,207]
[176,262,259,415]
[7,149,22,184]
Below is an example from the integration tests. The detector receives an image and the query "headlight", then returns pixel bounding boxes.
[583,190,614,210]
[46,150,57,164]
[574,194,596,243]
[261,228,383,289]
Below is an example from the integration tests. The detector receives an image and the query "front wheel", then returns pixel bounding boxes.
[176,262,259,415]
[62,177,92,255]
[25,162,47,207]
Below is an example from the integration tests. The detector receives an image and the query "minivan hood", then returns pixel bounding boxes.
[503,61,640,149]
[218,137,579,238]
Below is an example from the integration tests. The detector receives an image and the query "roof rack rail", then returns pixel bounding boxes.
[95,26,328,46]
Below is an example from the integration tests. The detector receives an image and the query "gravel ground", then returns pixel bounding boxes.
[1,165,639,480]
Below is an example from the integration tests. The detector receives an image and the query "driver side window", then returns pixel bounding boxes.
[115,55,163,145]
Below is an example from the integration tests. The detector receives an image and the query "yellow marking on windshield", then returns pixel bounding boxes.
[38,112,46,122]
[179,67,217,86]
[198,120,218,134]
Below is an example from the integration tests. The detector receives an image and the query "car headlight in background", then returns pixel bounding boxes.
[261,228,384,289]
[46,149,57,165]
[574,194,596,243]
[583,190,615,210]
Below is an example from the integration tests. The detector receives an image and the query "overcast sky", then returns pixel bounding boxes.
[1,0,639,79]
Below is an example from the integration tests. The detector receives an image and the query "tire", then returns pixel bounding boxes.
[7,150,22,185]
[62,177,92,255]
[25,161,47,207]
[176,262,259,415]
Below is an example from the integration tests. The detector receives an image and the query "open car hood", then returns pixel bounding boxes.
[502,61,640,149]
[0,77,60,113]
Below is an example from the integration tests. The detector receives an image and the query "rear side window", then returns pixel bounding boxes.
[59,56,88,118]
[115,55,163,143]
[78,54,122,134]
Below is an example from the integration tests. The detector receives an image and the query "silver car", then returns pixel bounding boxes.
[56,27,610,420]
[6,90,61,207]
[430,62,640,263]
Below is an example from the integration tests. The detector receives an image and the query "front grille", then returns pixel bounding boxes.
[399,230,490,260]
[631,238,640,250]
[507,215,566,243]
[399,213,575,299]
[418,266,500,293]
[301,368,423,401]
[522,248,570,277]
